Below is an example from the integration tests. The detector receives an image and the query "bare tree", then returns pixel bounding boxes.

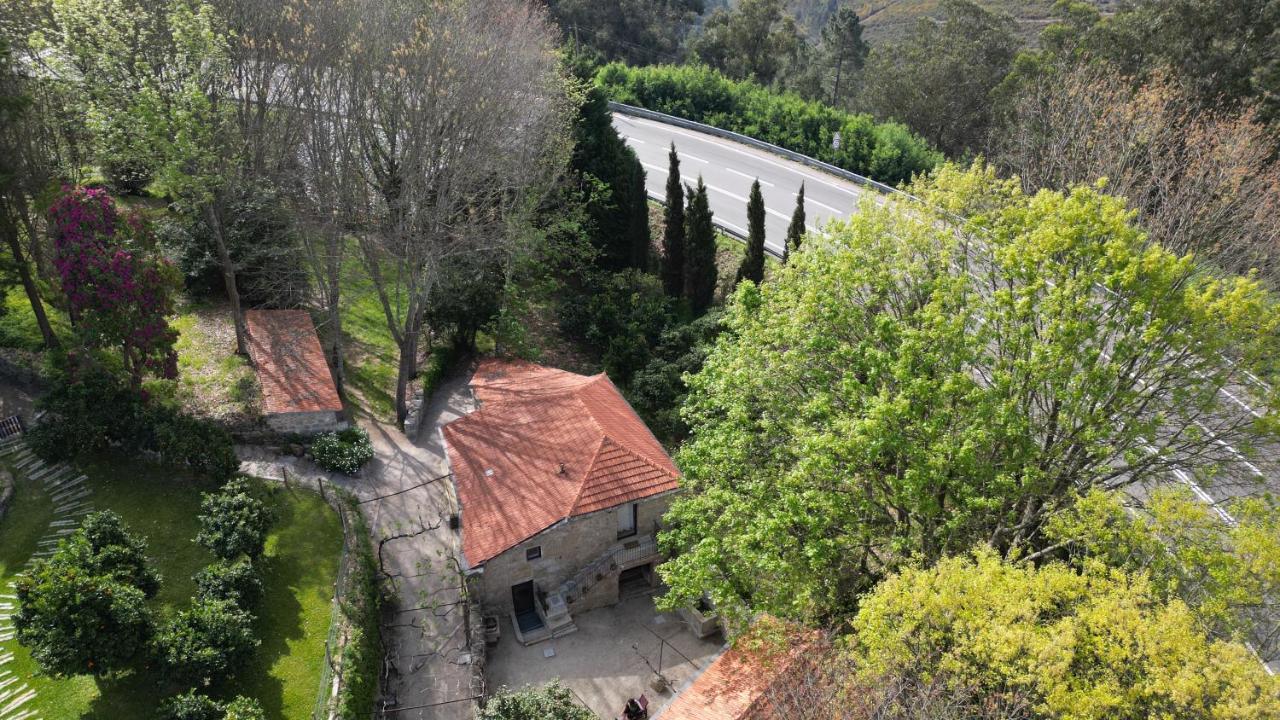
[993,63,1280,283]
[341,0,573,425]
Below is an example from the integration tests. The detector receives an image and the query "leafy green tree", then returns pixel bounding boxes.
[194,557,262,608]
[783,183,805,261]
[1045,487,1280,662]
[480,682,594,720]
[548,0,703,65]
[861,0,1018,156]
[629,310,724,442]
[735,179,766,286]
[560,269,674,385]
[850,549,1280,720]
[682,178,717,316]
[196,478,276,561]
[159,691,224,720]
[14,511,158,677]
[659,163,1280,623]
[819,6,868,107]
[661,143,686,298]
[156,597,258,685]
[691,0,806,88]
[222,697,266,720]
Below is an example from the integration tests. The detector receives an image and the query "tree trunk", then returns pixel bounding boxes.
[13,199,49,281]
[1,206,58,349]
[204,203,248,356]
[326,232,344,393]
[394,327,419,428]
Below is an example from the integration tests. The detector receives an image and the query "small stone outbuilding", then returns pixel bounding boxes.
[442,359,680,644]
[244,309,345,435]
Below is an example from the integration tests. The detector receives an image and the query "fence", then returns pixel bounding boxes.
[309,476,364,720]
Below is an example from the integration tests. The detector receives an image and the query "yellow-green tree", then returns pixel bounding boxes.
[850,549,1280,720]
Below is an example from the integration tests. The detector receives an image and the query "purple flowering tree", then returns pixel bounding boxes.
[47,186,179,387]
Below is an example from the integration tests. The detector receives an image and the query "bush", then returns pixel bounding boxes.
[595,62,943,186]
[194,558,262,608]
[479,682,594,720]
[558,269,674,386]
[196,478,276,560]
[29,367,238,480]
[310,427,374,475]
[157,692,224,720]
[157,692,264,720]
[155,597,259,685]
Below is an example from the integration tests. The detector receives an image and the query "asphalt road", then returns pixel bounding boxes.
[613,113,876,256]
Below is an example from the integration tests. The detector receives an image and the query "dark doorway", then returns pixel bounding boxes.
[618,564,651,598]
[512,580,544,633]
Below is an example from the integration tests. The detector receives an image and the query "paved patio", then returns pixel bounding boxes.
[485,592,726,719]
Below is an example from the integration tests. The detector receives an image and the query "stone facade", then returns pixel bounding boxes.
[264,409,347,435]
[475,491,675,617]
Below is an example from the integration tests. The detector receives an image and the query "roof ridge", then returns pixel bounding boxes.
[571,374,612,437]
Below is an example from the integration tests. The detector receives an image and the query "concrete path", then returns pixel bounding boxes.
[239,372,479,719]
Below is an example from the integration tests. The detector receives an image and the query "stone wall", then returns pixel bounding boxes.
[475,491,674,616]
[264,410,347,436]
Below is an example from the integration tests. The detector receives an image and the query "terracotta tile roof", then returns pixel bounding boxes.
[443,358,680,566]
[244,309,343,415]
[661,620,823,720]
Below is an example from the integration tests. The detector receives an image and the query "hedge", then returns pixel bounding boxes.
[595,62,943,186]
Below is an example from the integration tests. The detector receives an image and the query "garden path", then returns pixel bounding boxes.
[238,371,478,720]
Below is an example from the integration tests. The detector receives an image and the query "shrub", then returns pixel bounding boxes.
[595,62,943,186]
[222,696,266,720]
[558,269,674,386]
[194,558,262,607]
[479,682,594,720]
[196,478,276,560]
[310,427,374,475]
[157,692,224,720]
[155,597,258,685]
[29,367,238,480]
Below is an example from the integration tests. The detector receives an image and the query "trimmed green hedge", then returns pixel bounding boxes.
[596,62,943,186]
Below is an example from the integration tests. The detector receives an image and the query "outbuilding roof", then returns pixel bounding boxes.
[244,309,343,416]
[443,359,680,566]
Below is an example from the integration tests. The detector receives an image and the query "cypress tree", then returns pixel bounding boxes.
[784,183,806,262]
[661,143,686,298]
[683,177,718,316]
[623,153,651,270]
[735,179,766,285]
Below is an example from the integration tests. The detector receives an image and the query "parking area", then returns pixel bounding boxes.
[485,592,726,718]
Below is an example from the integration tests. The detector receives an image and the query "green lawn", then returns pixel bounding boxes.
[338,241,401,421]
[0,456,343,719]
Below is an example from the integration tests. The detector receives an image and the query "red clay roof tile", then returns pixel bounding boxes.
[443,359,680,566]
[244,309,343,415]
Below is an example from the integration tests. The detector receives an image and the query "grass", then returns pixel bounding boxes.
[338,241,401,421]
[0,456,343,719]
[0,285,70,352]
[168,299,260,423]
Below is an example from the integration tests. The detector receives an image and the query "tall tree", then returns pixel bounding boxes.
[783,183,805,261]
[861,0,1018,156]
[659,163,1280,622]
[548,0,703,65]
[819,6,868,108]
[345,0,572,425]
[661,143,686,298]
[735,179,766,286]
[691,0,806,88]
[682,177,717,316]
[0,38,58,349]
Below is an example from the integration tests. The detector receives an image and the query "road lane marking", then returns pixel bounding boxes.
[726,167,773,186]
[805,196,844,214]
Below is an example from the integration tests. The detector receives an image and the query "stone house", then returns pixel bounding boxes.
[244,309,346,435]
[442,359,680,644]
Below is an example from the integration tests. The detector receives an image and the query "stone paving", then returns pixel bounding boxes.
[239,372,479,720]
[0,436,94,720]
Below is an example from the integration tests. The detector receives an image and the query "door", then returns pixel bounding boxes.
[618,502,637,538]
[512,580,543,633]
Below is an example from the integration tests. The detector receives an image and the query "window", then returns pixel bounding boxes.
[617,503,638,539]
[525,546,541,561]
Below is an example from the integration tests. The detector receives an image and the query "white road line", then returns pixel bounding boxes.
[679,150,709,164]
[621,135,645,144]
[704,182,794,223]
[726,167,773,186]
[805,196,844,214]
[622,116,865,198]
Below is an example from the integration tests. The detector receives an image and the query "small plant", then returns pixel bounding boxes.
[194,558,262,608]
[155,597,258,685]
[196,478,276,560]
[310,426,374,475]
